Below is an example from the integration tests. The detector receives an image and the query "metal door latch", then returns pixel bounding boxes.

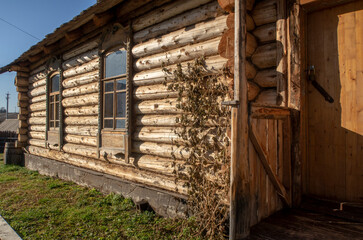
[308,66,334,103]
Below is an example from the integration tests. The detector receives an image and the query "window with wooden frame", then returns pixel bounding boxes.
[49,73,60,130]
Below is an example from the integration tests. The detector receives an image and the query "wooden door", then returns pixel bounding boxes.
[306,1,363,202]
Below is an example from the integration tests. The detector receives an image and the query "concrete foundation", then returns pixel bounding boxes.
[24,153,187,218]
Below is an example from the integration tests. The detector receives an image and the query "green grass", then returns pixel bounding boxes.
[0,154,200,239]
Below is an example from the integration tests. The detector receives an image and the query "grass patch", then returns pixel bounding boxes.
[0,155,200,239]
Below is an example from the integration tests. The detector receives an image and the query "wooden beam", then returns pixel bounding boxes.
[27,52,43,63]
[300,0,356,12]
[43,43,59,55]
[230,0,251,239]
[93,10,115,27]
[116,0,154,19]
[249,125,290,207]
[65,28,84,42]
[251,105,291,119]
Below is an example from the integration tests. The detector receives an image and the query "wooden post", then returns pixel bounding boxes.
[230,0,251,239]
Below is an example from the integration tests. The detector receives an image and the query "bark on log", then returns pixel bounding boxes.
[251,43,277,69]
[28,131,45,140]
[64,125,98,137]
[132,0,212,32]
[254,89,280,106]
[136,115,180,127]
[28,125,46,132]
[18,134,28,142]
[63,41,99,61]
[18,101,28,108]
[133,15,227,58]
[63,70,98,89]
[18,115,26,121]
[18,93,29,101]
[62,82,98,98]
[133,1,223,43]
[228,13,255,31]
[28,117,46,125]
[29,101,46,112]
[17,86,28,93]
[15,76,29,87]
[219,30,257,58]
[253,69,277,87]
[64,116,98,126]
[27,145,186,195]
[62,49,98,70]
[19,120,28,129]
[133,55,227,86]
[253,23,276,43]
[62,93,98,107]
[17,128,27,135]
[252,0,277,26]
[64,105,98,116]
[248,81,260,101]
[135,37,221,72]
[28,85,46,98]
[29,111,46,117]
[64,134,97,147]
[218,0,254,12]
[226,58,257,80]
[19,107,29,115]
[63,58,99,79]
[132,141,189,160]
[29,95,46,104]
[134,99,181,115]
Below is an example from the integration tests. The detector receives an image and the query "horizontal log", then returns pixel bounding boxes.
[250,105,290,119]
[27,145,186,195]
[132,141,189,160]
[136,115,180,127]
[133,154,184,176]
[28,125,46,132]
[132,15,227,58]
[64,105,98,116]
[19,120,28,129]
[17,71,30,78]
[253,69,277,87]
[19,107,29,115]
[251,43,277,69]
[28,117,46,125]
[63,58,99,79]
[15,76,29,87]
[18,101,28,108]
[134,1,223,43]
[28,139,45,148]
[18,134,28,142]
[29,94,46,104]
[28,131,45,140]
[248,81,261,101]
[18,114,26,121]
[132,0,212,32]
[29,65,45,76]
[227,13,256,32]
[18,93,29,101]
[17,86,28,93]
[29,101,46,112]
[64,116,98,126]
[226,59,257,79]
[62,49,98,70]
[28,85,46,98]
[29,111,46,117]
[253,23,276,43]
[64,134,97,147]
[17,128,27,135]
[134,99,181,115]
[252,0,277,26]
[63,41,98,61]
[135,37,221,72]
[254,89,279,106]
[29,78,46,89]
[218,0,255,12]
[134,84,177,101]
[219,30,257,59]
[133,55,227,86]
[29,71,46,84]
[63,70,98,89]
[133,127,180,144]
[63,143,98,159]
[62,82,98,98]
[64,125,98,137]
[62,93,98,107]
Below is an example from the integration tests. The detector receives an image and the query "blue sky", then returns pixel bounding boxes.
[0,0,96,112]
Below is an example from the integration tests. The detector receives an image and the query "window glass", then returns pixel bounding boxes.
[55,103,59,120]
[50,104,54,120]
[104,119,113,128]
[105,81,114,92]
[116,79,127,90]
[105,50,127,78]
[51,75,60,92]
[116,119,125,129]
[116,92,126,118]
[55,121,59,128]
[104,93,113,118]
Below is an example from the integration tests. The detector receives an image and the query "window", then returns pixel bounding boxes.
[49,74,60,130]
[102,49,127,130]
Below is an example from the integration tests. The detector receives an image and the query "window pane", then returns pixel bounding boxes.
[104,119,113,128]
[116,119,126,129]
[105,50,127,78]
[56,95,59,102]
[55,102,59,120]
[55,121,59,128]
[105,81,114,92]
[104,93,113,117]
[51,75,60,92]
[50,103,54,120]
[50,121,54,128]
[116,92,126,118]
[116,79,126,90]
[50,95,54,102]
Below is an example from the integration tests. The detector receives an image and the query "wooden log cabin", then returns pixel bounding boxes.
[0,0,362,238]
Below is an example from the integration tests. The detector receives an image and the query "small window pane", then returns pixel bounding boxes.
[50,95,54,102]
[104,93,113,117]
[56,95,59,102]
[105,81,114,92]
[116,119,126,129]
[104,119,113,128]
[50,103,54,120]
[116,92,126,118]
[55,102,59,120]
[51,75,60,92]
[105,50,127,78]
[55,121,59,128]
[50,121,54,128]
[116,79,126,90]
